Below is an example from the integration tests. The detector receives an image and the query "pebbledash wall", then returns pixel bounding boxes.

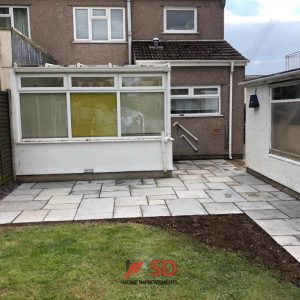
[9,65,173,180]
[244,71,300,195]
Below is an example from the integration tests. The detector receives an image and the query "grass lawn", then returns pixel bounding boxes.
[0,222,299,300]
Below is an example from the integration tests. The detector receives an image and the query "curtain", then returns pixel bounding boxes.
[13,8,29,36]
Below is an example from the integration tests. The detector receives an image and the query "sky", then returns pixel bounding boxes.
[224,0,300,75]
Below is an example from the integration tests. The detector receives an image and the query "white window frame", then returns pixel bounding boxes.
[73,7,126,43]
[0,6,31,37]
[171,86,221,117]
[269,80,300,162]
[164,7,197,34]
[17,73,167,142]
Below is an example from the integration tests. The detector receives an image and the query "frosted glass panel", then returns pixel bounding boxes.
[171,98,219,114]
[121,92,164,136]
[21,77,64,88]
[194,88,218,95]
[20,93,68,138]
[72,77,114,88]
[271,102,300,161]
[111,9,124,39]
[272,83,300,100]
[166,10,195,31]
[92,20,108,40]
[75,9,89,39]
[92,9,106,17]
[122,77,162,87]
[71,93,117,137]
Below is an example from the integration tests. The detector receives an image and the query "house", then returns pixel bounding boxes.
[0,0,247,181]
[243,68,300,198]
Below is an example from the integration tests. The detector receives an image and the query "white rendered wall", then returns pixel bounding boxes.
[245,85,300,193]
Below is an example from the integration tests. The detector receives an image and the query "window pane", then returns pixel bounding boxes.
[71,93,117,137]
[111,9,124,39]
[20,93,68,138]
[72,77,114,88]
[0,7,9,14]
[271,102,300,161]
[75,9,89,39]
[194,88,218,95]
[171,98,219,114]
[92,9,106,17]
[13,8,29,36]
[0,17,11,28]
[92,20,108,40]
[21,77,64,88]
[272,83,300,100]
[166,10,195,31]
[171,89,189,96]
[122,77,162,87]
[121,92,164,136]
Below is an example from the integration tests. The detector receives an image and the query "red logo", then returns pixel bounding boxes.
[124,260,177,279]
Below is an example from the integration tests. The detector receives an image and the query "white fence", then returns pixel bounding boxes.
[286,51,300,70]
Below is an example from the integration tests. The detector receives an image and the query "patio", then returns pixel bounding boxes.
[0,159,300,262]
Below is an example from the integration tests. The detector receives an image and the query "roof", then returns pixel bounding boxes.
[242,68,300,86]
[133,40,248,62]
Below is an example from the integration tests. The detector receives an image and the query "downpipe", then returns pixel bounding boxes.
[229,61,235,160]
[127,0,132,65]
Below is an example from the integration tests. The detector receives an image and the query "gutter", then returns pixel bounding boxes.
[127,0,132,64]
[229,61,235,160]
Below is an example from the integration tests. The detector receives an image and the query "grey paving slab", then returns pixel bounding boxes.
[44,209,77,222]
[272,235,300,246]
[251,185,279,192]
[205,183,232,190]
[255,219,300,235]
[142,178,156,185]
[33,182,75,189]
[175,164,200,170]
[206,189,246,203]
[13,210,49,223]
[90,180,115,185]
[271,192,295,201]
[156,178,185,187]
[284,246,300,262]
[75,211,112,221]
[176,190,209,199]
[172,186,188,191]
[245,209,289,220]
[0,201,46,212]
[0,211,21,224]
[235,201,276,211]
[178,175,206,181]
[203,203,242,215]
[269,201,300,218]
[9,189,42,197]
[114,206,142,218]
[148,200,165,206]
[231,175,265,185]
[172,170,188,175]
[197,198,215,203]
[231,185,257,193]
[141,205,170,217]
[147,195,178,201]
[76,198,114,219]
[240,192,278,202]
[47,195,83,205]
[182,179,209,184]
[71,190,99,195]
[100,190,130,198]
[185,183,208,191]
[206,176,235,183]
[43,203,79,210]
[102,185,129,192]
[116,179,142,186]
[83,193,100,199]
[72,183,102,191]
[16,183,35,190]
[131,184,158,189]
[2,195,35,202]
[186,169,212,175]
[35,188,72,201]
[131,187,175,197]
[166,199,208,216]
[115,196,147,207]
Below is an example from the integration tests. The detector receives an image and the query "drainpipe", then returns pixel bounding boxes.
[229,61,235,159]
[127,0,132,65]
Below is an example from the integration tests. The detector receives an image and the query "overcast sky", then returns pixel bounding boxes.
[224,0,300,75]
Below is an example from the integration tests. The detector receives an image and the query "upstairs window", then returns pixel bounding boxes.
[0,6,30,37]
[74,7,125,42]
[164,7,197,33]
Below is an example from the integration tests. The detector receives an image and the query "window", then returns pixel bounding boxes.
[271,82,300,162]
[121,92,165,136]
[71,77,115,88]
[0,6,30,37]
[20,93,68,138]
[122,76,163,88]
[164,7,197,33]
[74,7,125,42]
[171,87,220,116]
[21,77,64,88]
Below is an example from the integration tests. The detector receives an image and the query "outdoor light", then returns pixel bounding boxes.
[249,94,260,108]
